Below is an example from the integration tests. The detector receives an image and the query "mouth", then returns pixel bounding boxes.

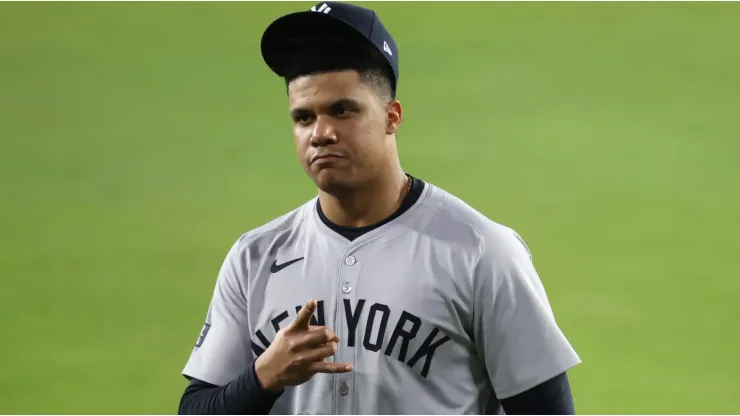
[310,153,345,164]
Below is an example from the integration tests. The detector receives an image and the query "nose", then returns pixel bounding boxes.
[310,116,338,147]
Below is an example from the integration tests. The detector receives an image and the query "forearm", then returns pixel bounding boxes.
[178,363,283,415]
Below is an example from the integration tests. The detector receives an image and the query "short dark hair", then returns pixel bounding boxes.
[280,36,396,101]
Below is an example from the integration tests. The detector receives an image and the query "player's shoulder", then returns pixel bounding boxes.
[229,198,316,252]
[420,183,532,259]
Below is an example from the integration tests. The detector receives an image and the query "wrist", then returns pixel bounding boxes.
[254,356,281,392]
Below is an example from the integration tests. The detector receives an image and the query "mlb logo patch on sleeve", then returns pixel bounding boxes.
[195,323,211,347]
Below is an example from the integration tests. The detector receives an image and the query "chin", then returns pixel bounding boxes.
[312,169,355,193]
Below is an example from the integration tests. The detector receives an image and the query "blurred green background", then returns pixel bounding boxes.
[1,1,739,414]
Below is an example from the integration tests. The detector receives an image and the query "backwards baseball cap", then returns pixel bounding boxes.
[260,1,399,93]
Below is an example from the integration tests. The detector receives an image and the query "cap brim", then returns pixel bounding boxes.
[261,11,373,77]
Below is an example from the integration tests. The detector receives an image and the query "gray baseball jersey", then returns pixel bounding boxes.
[182,183,581,414]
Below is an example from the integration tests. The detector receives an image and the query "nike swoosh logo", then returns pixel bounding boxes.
[270,257,304,273]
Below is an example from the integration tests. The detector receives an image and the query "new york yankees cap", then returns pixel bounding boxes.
[260,1,399,92]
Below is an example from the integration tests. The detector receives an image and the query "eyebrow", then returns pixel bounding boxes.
[290,98,363,119]
[329,98,362,110]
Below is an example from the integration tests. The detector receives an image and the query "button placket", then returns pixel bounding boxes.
[340,254,359,297]
[335,252,361,412]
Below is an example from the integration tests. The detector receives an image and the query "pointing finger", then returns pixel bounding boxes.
[290,299,316,330]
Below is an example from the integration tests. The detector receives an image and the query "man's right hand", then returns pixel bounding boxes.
[254,299,353,391]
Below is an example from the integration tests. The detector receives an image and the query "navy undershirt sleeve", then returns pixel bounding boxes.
[178,362,283,415]
[499,372,575,415]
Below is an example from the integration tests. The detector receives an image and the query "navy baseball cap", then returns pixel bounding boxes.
[260,1,399,92]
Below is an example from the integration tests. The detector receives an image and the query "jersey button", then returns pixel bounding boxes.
[344,256,356,266]
[339,383,349,396]
[341,282,352,294]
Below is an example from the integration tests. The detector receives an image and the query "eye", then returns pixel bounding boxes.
[332,105,352,118]
[292,113,314,125]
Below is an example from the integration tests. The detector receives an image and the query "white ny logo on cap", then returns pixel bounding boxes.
[311,3,331,13]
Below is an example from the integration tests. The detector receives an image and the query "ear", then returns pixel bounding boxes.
[385,100,403,135]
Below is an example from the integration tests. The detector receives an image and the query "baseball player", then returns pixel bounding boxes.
[178,2,581,414]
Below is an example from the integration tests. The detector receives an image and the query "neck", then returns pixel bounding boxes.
[318,167,409,228]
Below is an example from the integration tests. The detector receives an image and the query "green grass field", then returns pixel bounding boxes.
[1,2,739,414]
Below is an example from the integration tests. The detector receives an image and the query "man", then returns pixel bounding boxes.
[178,2,581,414]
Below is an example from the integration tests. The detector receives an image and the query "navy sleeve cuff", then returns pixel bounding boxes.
[248,362,284,402]
[178,363,283,415]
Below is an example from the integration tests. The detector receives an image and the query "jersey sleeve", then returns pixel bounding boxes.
[182,240,253,386]
[473,226,581,399]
